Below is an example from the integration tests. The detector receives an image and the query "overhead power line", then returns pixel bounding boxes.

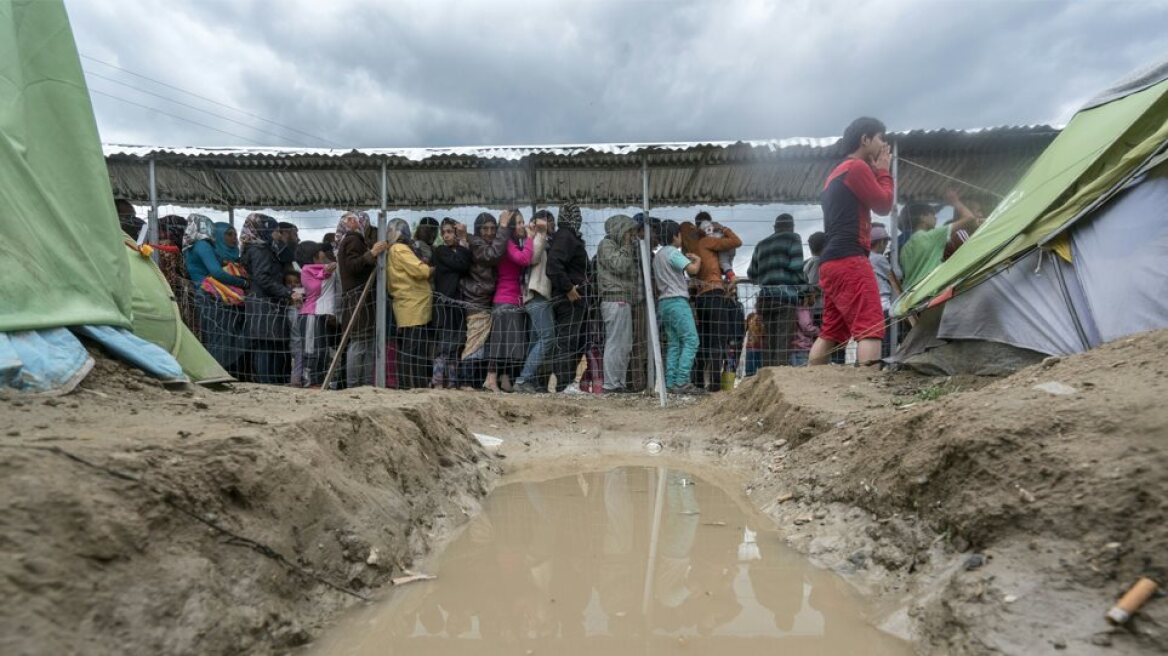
[84,70,311,147]
[89,88,266,146]
[81,53,340,147]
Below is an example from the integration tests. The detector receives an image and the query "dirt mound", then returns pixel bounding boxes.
[0,363,503,656]
[4,332,1166,655]
[735,330,1168,654]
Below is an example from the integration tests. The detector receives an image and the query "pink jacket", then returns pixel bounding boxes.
[493,238,534,306]
[300,263,336,316]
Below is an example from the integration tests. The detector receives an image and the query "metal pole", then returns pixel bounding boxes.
[889,142,900,349]
[147,158,159,263]
[639,156,667,407]
[375,161,389,388]
[227,207,235,229]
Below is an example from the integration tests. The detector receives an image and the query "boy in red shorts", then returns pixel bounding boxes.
[809,117,894,366]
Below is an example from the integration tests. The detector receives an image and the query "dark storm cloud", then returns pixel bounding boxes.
[67,0,1168,148]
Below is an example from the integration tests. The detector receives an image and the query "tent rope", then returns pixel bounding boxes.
[897,157,1006,199]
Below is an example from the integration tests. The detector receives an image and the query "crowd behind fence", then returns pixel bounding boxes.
[150,207,893,396]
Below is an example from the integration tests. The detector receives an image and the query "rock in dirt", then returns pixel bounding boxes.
[1033,381,1078,396]
[964,553,987,571]
[1090,633,1113,647]
[473,434,503,449]
[391,572,436,586]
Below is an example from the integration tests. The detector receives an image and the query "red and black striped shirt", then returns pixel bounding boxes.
[819,158,894,263]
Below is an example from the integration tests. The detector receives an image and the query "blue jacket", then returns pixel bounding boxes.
[185,239,247,288]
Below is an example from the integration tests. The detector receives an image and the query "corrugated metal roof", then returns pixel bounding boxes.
[103,126,1059,209]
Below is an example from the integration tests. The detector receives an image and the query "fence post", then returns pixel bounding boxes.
[639,156,668,407]
[375,160,389,389]
[890,141,900,350]
[147,158,159,263]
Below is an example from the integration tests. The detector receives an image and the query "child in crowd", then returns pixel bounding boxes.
[789,288,820,366]
[696,211,737,282]
[743,312,765,377]
[285,270,305,386]
[299,243,338,387]
[654,220,704,395]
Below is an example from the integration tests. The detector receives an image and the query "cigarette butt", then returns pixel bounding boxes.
[1106,577,1159,625]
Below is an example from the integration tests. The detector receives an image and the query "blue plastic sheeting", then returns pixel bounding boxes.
[0,325,188,396]
[0,328,94,395]
[73,325,187,384]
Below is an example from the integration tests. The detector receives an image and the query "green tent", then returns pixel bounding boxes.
[895,67,1168,316]
[124,242,232,384]
[1,0,231,385]
[0,0,131,332]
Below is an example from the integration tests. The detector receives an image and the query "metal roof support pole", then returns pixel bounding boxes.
[227,207,235,229]
[147,158,159,263]
[889,142,900,350]
[639,156,667,407]
[375,160,389,389]
[528,158,538,217]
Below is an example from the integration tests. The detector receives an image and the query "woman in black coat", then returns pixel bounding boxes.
[240,213,301,383]
[430,218,472,387]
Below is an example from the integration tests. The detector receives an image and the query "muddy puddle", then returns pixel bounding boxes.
[305,466,911,655]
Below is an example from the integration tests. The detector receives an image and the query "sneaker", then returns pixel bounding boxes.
[669,383,707,395]
[562,383,586,395]
[513,380,539,394]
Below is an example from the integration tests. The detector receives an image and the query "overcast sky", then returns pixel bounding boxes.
[69,0,1168,149]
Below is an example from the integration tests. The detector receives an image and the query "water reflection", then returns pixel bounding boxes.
[306,466,910,655]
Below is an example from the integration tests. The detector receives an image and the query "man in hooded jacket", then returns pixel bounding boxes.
[545,203,589,392]
[596,214,642,393]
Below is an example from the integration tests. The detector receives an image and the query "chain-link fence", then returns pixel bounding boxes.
[168,268,870,395]
[150,208,899,398]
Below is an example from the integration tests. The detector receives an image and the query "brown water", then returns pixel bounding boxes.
[306,466,911,655]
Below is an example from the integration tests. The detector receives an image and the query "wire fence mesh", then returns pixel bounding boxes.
[153,207,906,395]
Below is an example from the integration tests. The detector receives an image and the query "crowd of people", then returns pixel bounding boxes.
[116,116,986,393]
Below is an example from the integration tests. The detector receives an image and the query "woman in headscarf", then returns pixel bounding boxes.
[457,211,509,389]
[212,222,242,265]
[386,217,433,390]
[413,216,440,264]
[185,214,250,373]
[240,212,301,384]
[484,209,533,393]
[335,211,388,388]
[430,218,472,388]
[153,215,200,335]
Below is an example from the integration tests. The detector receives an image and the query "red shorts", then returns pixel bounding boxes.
[819,256,885,343]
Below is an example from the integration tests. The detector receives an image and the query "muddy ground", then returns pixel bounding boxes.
[1,330,1166,655]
